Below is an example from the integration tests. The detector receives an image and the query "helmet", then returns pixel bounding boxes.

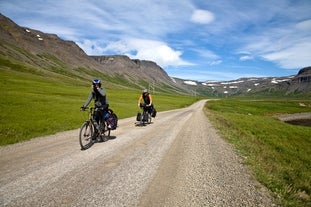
[142,89,148,93]
[92,79,101,84]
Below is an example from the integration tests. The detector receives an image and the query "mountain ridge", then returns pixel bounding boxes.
[1,13,310,97]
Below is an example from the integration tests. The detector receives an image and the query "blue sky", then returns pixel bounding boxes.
[0,0,310,81]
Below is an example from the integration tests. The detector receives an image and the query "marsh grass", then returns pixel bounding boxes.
[0,68,199,145]
[205,99,311,207]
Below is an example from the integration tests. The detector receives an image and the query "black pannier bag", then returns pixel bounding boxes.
[136,112,141,121]
[106,109,118,130]
[151,107,157,117]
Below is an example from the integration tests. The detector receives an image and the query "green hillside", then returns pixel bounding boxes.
[0,56,200,145]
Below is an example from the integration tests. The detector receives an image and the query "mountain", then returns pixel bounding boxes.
[175,67,311,97]
[1,14,310,97]
[0,14,190,94]
[288,67,311,93]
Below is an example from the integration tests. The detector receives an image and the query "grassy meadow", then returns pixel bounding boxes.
[2,61,311,207]
[205,98,311,207]
[0,68,200,145]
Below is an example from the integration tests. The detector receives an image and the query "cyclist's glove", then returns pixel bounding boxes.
[80,106,86,111]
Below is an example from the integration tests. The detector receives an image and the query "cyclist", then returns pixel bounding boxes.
[137,89,154,114]
[81,79,109,132]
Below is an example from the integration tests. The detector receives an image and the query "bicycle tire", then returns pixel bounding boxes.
[147,113,152,124]
[141,111,146,125]
[104,122,111,138]
[107,128,111,137]
[79,121,94,150]
[143,110,152,124]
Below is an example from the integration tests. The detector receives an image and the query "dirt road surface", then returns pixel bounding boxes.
[0,100,276,206]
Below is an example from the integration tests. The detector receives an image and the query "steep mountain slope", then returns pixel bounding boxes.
[0,14,189,94]
[288,66,311,93]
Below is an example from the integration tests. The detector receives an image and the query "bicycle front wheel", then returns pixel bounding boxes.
[79,121,95,150]
[100,123,111,142]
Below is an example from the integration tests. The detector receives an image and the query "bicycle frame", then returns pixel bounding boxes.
[79,107,111,150]
[138,103,152,125]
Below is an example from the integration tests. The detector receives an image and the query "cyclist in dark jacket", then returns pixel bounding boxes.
[81,79,109,131]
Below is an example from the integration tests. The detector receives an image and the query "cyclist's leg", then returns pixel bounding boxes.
[98,108,106,131]
[103,104,110,128]
[94,108,103,131]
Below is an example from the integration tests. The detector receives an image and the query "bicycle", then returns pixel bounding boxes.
[137,103,152,126]
[79,107,111,150]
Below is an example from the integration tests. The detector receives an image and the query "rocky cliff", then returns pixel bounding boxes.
[288,66,311,93]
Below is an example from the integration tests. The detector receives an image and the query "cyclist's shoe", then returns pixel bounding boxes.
[91,130,99,142]
[97,136,103,143]
[99,125,105,132]
[107,124,112,129]
[101,135,108,142]
[91,135,97,142]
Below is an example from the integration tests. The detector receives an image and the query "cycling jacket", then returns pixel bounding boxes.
[83,87,108,108]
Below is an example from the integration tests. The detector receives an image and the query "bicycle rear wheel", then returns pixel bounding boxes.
[79,121,95,150]
[100,124,111,142]
[142,111,151,125]
[140,111,146,125]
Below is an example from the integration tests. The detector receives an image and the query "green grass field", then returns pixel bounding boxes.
[2,64,311,207]
[205,98,311,207]
[0,68,200,145]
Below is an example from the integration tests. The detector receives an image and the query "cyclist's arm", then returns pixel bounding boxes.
[82,92,93,108]
[138,95,142,106]
[148,94,153,105]
[96,87,106,97]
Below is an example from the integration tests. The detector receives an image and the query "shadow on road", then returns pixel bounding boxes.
[80,135,117,151]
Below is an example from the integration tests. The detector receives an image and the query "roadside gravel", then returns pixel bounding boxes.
[0,100,276,206]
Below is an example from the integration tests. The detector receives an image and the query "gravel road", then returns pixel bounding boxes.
[0,100,276,207]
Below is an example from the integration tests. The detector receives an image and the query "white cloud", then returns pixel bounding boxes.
[88,38,191,67]
[191,9,215,24]
[296,19,311,31]
[210,60,222,65]
[194,48,220,60]
[240,55,253,61]
[262,41,311,69]
[241,23,311,69]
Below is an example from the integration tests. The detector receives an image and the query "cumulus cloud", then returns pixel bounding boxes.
[101,38,193,67]
[240,55,254,61]
[191,9,215,24]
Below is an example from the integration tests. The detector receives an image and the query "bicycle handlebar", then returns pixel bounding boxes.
[80,106,94,111]
[139,103,151,108]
